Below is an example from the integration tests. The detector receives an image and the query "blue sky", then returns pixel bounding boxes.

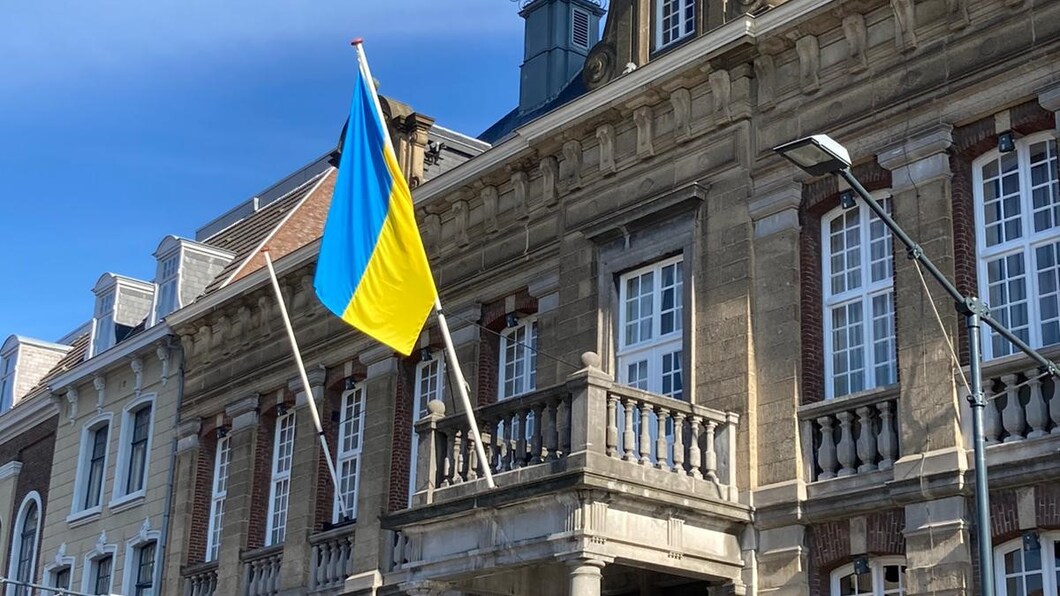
[0,1,524,342]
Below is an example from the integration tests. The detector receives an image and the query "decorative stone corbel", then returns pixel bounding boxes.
[891,0,917,52]
[669,89,692,143]
[946,0,969,30]
[235,306,251,345]
[796,35,820,94]
[842,14,869,73]
[540,156,559,207]
[179,333,194,360]
[195,325,211,358]
[633,105,655,157]
[66,387,79,423]
[93,375,106,412]
[257,296,272,337]
[709,70,732,124]
[561,140,582,190]
[452,200,470,248]
[138,517,152,543]
[176,418,202,453]
[130,357,143,396]
[211,316,228,352]
[754,55,776,111]
[480,186,499,234]
[424,212,442,253]
[156,344,170,386]
[511,171,529,220]
[596,123,617,175]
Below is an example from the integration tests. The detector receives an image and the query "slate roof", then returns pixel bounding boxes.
[24,331,90,396]
[478,74,588,144]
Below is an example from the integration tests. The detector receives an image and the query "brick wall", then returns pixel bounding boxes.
[187,432,218,565]
[386,359,416,513]
[477,291,538,406]
[248,403,283,549]
[806,508,905,596]
[799,162,892,403]
[314,390,340,530]
[1,415,57,578]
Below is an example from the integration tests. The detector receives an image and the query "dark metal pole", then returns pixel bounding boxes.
[965,310,995,596]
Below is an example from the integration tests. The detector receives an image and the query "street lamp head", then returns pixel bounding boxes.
[773,134,852,176]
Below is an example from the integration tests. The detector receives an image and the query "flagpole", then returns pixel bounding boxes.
[351,39,496,490]
[263,249,355,517]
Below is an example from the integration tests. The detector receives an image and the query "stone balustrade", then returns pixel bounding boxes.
[308,524,355,593]
[241,546,282,596]
[411,352,740,505]
[183,562,218,596]
[799,388,900,482]
[978,361,1060,444]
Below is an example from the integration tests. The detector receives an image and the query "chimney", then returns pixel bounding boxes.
[518,0,605,114]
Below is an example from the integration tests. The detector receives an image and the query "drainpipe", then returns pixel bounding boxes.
[155,340,184,593]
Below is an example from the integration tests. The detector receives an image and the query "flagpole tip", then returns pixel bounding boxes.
[350,38,364,46]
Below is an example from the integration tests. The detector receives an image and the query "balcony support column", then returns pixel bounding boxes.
[566,557,607,596]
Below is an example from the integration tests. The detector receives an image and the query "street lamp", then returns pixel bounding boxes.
[776,133,1060,596]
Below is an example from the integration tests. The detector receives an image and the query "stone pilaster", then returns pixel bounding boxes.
[278,366,328,593]
[162,419,201,596]
[755,523,809,596]
[903,496,972,595]
[1038,83,1060,133]
[0,461,24,571]
[351,347,400,574]
[217,394,261,596]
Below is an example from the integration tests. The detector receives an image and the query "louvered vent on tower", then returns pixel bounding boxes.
[572,7,591,49]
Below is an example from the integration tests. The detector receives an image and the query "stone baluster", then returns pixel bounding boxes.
[557,396,571,457]
[1024,368,1048,438]
[543,401,557,461]
[1000,373,1025,442]
[836,411,857,476]
[704,419,718,481]
[688,415,703,479]
[856,406,878,473]
[452,431,465,483]
[622,398,636,461]
[516,409,530,467]
[638,402,652,465]
[655,407,669,469]
[533,403,547,462]
[817,415,838,480]
[507,413,519,469]
[672,412,685,473]
[877,401,898,470]
[439,432,453,486]
[466,432,479,480]
[606,394,619,457]
[1051,377,1060,434]
[984,382,1002,444]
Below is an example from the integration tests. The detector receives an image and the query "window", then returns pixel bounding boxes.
[571,6,591,49]
[975,134,1060,359]
[91,293,115,357]
[132,541,156,596]
[409,354,444,502]
[0,351,14,413]
[499,317,538,399]
[120,403,153,496]
[206,435,231,562]
[617,256,684,398]
[90,555,112,596]
[6,493,41,596]
[266,410,295,545]
[655,0,695,50]
[995,531,1060,595]
[831,558,906,595]
[335,388,365,522]
[77,421,110,512]
[821,198,897,399]
[52,567,71,594]
[154,254,179,321]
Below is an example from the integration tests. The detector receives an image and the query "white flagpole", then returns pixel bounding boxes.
[351,39,496,489]
[263,249,354,518]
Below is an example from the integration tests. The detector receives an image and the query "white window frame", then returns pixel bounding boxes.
[121,526,161,596]
[153,251,181,323]
[5,491,42,596]
[498,316,539,400]
[265,409,296,546]
[409,353,445,503]
[79,536,117,596]
[994,531,1060,595]
[655,0,696,50]
[830,557,907,595]
[335,388,366,522]
[617,255,685,399]
[0,349,16,413]
[42,543,76,596]
[111,394,156,505]
[821,195,897,399]
[69,413,113,519]
[205,435,231,562]
[91,292,116,358]
[974,132,1060,360]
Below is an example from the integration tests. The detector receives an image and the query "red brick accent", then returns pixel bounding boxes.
[477,291,539,406]
[808,520,852,596]
[187,433,216,565]
[314,389,341,530]
[248,401,286,549]
[866,509,905,555]
[0,414,57,578]
[387,358,417,513]
[1038,482,1060,529]
[989,488,1021,543]
[799,162,893,403]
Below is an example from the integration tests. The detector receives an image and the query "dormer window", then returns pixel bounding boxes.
[656,0,695,50]
[92,292,116,357]
[155,253,180,321]
[0,351,14,413]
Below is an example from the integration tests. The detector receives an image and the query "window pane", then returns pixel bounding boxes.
[1029,140,1060,233]
[872,292,897,386]
[831,302,866,397]
[986,252,1030,357]
[661,350,682,399]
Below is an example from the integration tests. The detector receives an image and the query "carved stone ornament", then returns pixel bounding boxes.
[511,171,529,220]
[156,344,170,385]
[65,387,79,423]
[130,357,143,396]
[452,200,470,248]
[54,543,67,566]
[596,123,617,175]
[94,531,108,555]
[891,0,918,52]
[754,55,776,110]
[670,89,692,143]
[138,517,152,543]
[540,156,559,206]
[93,375,106,412]
[424,213,441,252]
[480,186,499,234]
[633,105,655,158]
[583,42,617,91]
[561,140,583,189]
[709,70,732,124]
[842,14,869,73]
[256,297,272,337]
[947,0,969,30]
[796,35,820,94]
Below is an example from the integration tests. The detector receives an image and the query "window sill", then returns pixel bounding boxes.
[66,506,102,527]
[108,491,146,513]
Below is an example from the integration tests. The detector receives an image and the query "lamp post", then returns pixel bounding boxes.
[775,134,1060,596]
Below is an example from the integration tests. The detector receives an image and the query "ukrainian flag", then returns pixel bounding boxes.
[314,61,437,356]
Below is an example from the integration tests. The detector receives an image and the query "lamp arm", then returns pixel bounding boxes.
[837,168,1060,379]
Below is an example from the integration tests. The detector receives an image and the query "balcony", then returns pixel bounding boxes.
[308,524,355,594]
[182,561,218,596]
[382,353,750,593]
[799,386,901,484]
[241,545,282,596]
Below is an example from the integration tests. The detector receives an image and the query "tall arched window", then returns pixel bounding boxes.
[974,132,1060,359]
[6,492,42,596]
